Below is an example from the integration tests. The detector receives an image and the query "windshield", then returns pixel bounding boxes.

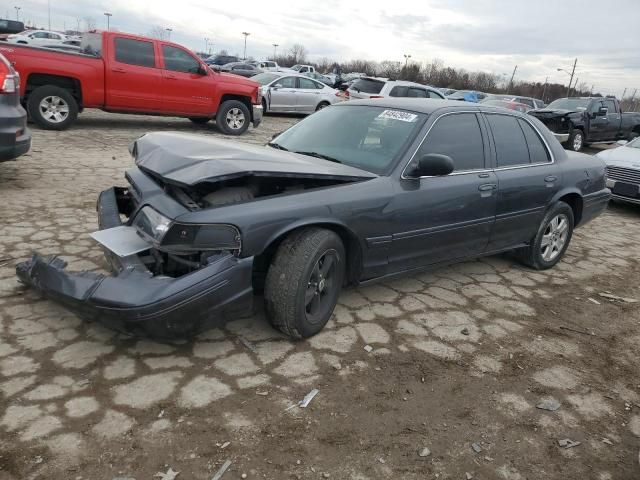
[271,105,427,174]
[547,98,590,111]
[291,65,303,71]
[251,72,282,85]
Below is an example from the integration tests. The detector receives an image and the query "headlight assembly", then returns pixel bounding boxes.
[132,206,172,243]
[161,223,241,252]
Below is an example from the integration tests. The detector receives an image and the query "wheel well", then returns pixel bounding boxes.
[559,193,583,225]
[25,74,82,107]
[219,94,252,119]
[251,224,362,293]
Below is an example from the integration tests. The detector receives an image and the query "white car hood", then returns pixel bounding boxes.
[597,146,640,170]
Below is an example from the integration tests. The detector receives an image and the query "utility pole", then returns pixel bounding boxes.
[566,58,577,97]
[403,54,411,67]
[242,32,250,60]
[541,77,549,102]
[272,43,279,60]
[590,84,594,96]
[569,77,579,97]
[507,65,517,94]
[621,87,627,100]
[47,0,50,30]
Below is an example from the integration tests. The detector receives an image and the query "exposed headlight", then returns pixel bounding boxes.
[132,206,172,243]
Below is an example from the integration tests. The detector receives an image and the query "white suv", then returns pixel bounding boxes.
[7,30,71,48]
[347,77,445,100]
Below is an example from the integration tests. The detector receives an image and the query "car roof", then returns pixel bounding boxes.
[335,98,533,116]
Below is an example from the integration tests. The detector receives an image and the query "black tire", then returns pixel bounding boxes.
[564,129,584,152]
[519,202,574,270]
[202,187,254,207]
[216,100,250,135]
[264,228,346,339]
[189,117,210,124]
[262,98,268,114]
[27,85,78,130]
[315,101,330,111]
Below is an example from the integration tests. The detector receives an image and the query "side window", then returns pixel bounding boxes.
[517,98,534,108]
[389,86,408,97]
[428,90,444,99]
[162,45,200,73]
[408,88,427,98]
[590,101,604,113]
[115,37,155,68]
[299,77,320,89]
[486,114,530,167]
[416,113,485,171]
[276,76,297,88]
[34,32,48,39]
[604,99,617,113]
[518,119,551,164]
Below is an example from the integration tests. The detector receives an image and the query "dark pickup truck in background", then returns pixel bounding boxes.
[529,97,640,152]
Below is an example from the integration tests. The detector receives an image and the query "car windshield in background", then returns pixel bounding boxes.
[272,105,426,174]
[351,78,384,94]
[546,98,590,111]
[251,72,282,85]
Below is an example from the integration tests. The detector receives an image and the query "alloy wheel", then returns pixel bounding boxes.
[39,96,70,124]
[225,108,246,130]
[540,214,569,261]
[573,132,583,151]
[304,249,340,324]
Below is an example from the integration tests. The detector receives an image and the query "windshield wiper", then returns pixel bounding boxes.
[294,151,342,164]
[267,142,289,151]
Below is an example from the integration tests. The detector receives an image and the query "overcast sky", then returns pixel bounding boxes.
[8,0,639,95]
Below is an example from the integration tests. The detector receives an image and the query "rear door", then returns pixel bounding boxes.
[160,44,213,115]
[484,113,560,251]
[390,112,497,271]
[296,77,325,113]
[267,76,298,112]
[105,36,162,111]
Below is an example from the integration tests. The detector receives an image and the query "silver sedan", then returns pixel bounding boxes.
[252,72,344,114]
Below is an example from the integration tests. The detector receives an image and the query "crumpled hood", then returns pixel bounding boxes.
[130,132,378,187]
[529,108,582,118]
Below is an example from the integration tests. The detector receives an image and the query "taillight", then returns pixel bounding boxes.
[0,60,18,94]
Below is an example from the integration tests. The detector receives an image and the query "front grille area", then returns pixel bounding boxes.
[606,166,640,185]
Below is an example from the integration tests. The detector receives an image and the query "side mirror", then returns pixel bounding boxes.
[411,154,455,177]
[616,140,628,146]
[597,107,608,116]
[272,83,282,90]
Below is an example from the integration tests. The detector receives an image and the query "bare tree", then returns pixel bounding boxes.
[83,16,96,31]
[148,26,166,40]
[288,44,308,64]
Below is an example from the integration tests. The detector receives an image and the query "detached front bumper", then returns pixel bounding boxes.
[16,187,254,336]
[552,132,570,143]
[252,104,263,128]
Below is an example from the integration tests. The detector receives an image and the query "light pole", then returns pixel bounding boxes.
[104,12,112,31]
[272,43,279,60]
[242,31,250,60]
[165,28,172,40]
[14,6,20,21]
[557,58,577,97]
[47,0,50,30]
[541,76,549,102]
[403,54,411,67]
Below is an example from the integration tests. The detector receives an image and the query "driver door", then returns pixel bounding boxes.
[267,76,297,112]
[588,100,608,141]
[389,112,497,272]
[160,44,213,115]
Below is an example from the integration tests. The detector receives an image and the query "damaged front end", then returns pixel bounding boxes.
[16,186,254,336]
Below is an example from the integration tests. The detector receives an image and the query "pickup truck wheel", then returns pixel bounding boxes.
[216,100,250,135]
[264,228,346,339]
[565,130,584,152]
[518,202,574,270]
[189,117,210,124]
[27,86,78,130]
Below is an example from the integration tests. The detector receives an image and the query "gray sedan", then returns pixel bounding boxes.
[252,72,343,114]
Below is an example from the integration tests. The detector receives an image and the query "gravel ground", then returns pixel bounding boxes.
[0,110,639,480]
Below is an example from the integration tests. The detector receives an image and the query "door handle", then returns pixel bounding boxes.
[165,75,177,80]
[478,173,491,178]
[544,175,557,183]
[111,67,126,73]
[478,183,497,191]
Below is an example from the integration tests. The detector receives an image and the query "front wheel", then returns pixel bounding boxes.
[27,85,78,130]
[216,100,250,135]
[565,130,584,152]
[518,202,574,270]
[264,228,346,339]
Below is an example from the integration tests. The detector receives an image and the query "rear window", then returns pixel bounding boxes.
[115,37,155,68]
[352,78,384,94]
[80,33,102,57]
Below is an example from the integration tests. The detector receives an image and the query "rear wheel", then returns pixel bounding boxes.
[264,228,346,339]
[189,117,210,124]
[315,101,330,111]
[216,100,250,135]
[518,202,574,270]
[565,129,584,152]
[27,85,78,130]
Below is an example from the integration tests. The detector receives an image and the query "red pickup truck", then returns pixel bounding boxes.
[0,31,263,135]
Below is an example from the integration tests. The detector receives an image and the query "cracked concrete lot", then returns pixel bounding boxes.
[1,111,640,479]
